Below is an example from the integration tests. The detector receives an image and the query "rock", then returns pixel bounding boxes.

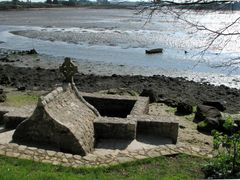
[140,89,157,103]
[220,112,240,132]
[197,117,220,133]
[0,75,11,85]
[176,101,193,115]
[0,94,6,102]
[0,88,6,102]
[159,98,179,107]
[194,105,222,123]
[203,101,226,112]
[27,49,38,55]
[145,48,163,54]
[111,74,118,77]
[36,67,42,71]
[17,85,26,91]
[0,56,15,63]
[179,125,186,129]
[221,112,240,122]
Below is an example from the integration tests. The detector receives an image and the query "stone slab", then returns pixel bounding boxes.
[94,117,136,140]
[133,115,179,144]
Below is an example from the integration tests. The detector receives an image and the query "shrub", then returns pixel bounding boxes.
[203,116,240,178]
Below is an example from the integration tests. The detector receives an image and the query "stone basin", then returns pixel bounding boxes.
[0,85,178,156]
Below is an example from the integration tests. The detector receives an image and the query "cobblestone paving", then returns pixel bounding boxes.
[0,142,212,167]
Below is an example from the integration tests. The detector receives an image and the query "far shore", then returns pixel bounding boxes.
[0,2,138,11]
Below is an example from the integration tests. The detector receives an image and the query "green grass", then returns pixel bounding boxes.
[4,94,39,107]
[0,154,207,179]
[184,106,197,121]
[165,107,177,113]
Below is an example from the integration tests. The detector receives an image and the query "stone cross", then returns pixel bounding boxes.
[59,57,78,83]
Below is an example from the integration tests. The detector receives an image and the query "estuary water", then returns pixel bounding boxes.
[0,8,240,88]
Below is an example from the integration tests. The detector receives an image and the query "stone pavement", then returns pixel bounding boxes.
[0,141,212,167]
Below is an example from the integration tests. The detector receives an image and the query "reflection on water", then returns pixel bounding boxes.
[0,9,240,88]
[1,25,240,75]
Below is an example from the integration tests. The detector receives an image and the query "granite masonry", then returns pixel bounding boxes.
[13,85,98,156]
[0,58,186,167]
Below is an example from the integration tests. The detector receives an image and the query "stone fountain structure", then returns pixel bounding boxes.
[12,58,179,156]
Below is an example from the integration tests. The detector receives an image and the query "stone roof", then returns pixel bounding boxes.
[13,84,98,156]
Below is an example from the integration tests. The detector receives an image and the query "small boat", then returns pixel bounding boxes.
[145,48,163,54]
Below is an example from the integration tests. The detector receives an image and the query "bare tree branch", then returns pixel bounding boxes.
[137,0,240,71]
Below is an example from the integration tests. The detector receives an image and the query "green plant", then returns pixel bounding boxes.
[0,154,206,179]
[165,107,177,113]
[197,120,208,128]
[203,116,240,178]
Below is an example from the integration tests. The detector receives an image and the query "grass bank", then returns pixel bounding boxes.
[1,89,46,107]
[0,154,207,179]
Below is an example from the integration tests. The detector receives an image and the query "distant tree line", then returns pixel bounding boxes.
[10,0,92,6]
[45,0,92,5]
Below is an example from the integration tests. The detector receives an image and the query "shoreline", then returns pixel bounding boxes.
[0,4,137,12]
[1,51,240,114]
[1,64,239,114]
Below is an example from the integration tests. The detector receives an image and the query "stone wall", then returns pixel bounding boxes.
[13,85,97,156]
[94,117,136,139]
[0,142,212,167]
[83,97,136,118]
[133,115,179,144]
[81,92,149,117]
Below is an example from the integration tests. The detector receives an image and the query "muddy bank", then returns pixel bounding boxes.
[0,64,240,114]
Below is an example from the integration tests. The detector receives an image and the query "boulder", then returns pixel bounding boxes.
[203,101,226,112]
[159,98,179,107]
[140,89,157,103]
[176,101,193,115]
[17,86,26,91]
[27,49,38,55]
[194,105,222,123]
[197,117,220,133]
[16,82,26,91]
